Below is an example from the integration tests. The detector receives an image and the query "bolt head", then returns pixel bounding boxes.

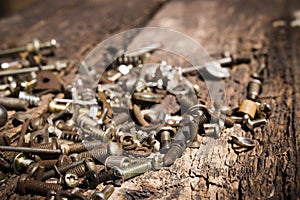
[83,170,99,189]
[64,173,79,188]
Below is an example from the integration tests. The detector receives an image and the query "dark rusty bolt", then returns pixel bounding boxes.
[41,160,84,181]
[16,174,62,195]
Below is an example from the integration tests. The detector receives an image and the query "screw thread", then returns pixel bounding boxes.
[85,126,107,141]
[163,142,184,166]
[31,142,54,149]
[66,164,86,177]
[25,179,62,195]
[78,147,107,162]
[38,159,57,169]
[18,91,40,106]
[60,132,81,143]
[117,55,142,66]
[117,121,135,131]
[120,160,152,180]
[42,160,84,180]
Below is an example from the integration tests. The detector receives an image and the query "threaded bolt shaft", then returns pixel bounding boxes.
[112,160,152,181]
[163,141,185,167]
[117,121,135,131]
[66,164,86,177]
[42,160,84,181]
[16,174,62,195]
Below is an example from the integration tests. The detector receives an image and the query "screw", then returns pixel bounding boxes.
[16,174,62,195]
[181,55,251,75]
[0,61,67,77]
[60,140,104,155]
[13,153,35,174]
[66,158,95,178]
[41,159,84,181]
[163,140,185,167]
[0,97,29,110]
[18,91,41,106]
[77,146,107,162]
[157,127,174,153]
[112,160,152,183]
[90,185,115,200]
[0,146,62,155]
[247,79,262,101]
[104,156,131,170]
[0,104,8,127]
[0,39,58,57]
[83,170,114,189]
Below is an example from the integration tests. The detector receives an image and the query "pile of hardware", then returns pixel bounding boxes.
[0,39,271,199]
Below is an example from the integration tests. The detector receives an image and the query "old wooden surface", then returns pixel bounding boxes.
[0,0,300,199]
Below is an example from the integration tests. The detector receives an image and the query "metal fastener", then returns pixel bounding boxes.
[90,185,115,200]
[13,153,35,174]
[247,79,262,100]
[112,159,152,184]
[0,97,29,110]
[0,61,67,77]
[16,174,62,195]
[238,99,257,119]
[0,39,58,57]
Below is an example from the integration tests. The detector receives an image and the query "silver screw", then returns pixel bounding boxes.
[0,61,67,77]
[0,39,58,57]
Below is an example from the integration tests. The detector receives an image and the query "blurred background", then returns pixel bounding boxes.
[0,0,36,17]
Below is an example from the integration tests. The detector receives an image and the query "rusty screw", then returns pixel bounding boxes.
[16,174,62,196]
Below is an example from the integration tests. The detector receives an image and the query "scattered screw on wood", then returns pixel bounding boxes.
[0,38,271,199]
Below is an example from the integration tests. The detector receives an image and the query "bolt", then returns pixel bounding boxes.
[0,146,62,155]
[77,146,107,163]
[104,156,131,170]
[60,140,104,155]
[112,159,152,183]
[38,159,58,169]
[18,91,41,106]
[42,160,84,181]
[0,97,29,110]
[16,174,62,195]
[83,170,114,189]
[157,127,174,153]
[0,39,58,57]
[247,79,262,101]
[90,185,115,200]
[13,153,35,174]
[0,61,67,77]
[116,121,135,131]
[0,104,8,127]
[163,140,185,167]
